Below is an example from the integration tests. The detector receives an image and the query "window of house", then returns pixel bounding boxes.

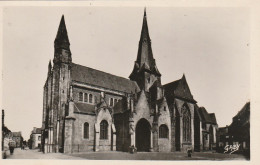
[110,98,114,106]
[164,106,166,111]
[84,122,89,139]
[89,94,93,103]
[84,93,88,102]
[38,136,41,141]
[79,92,83,102]
[182,105,191,142]
[94,96,97,104]
[159,124,168,138]
[100,120,108,140]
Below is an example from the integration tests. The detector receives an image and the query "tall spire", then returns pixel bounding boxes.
[54,15,70,51]
[129,9,161,80]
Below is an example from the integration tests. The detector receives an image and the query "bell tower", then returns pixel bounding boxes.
[129,9,161,92]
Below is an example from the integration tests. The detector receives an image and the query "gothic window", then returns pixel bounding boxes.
[89,94,93,103]
[110,98,114,106]
[159,124,168,138]
[83,122,89,139]
[79,92,83,102]
[84,93,88,102]
[100,120,108,140]
[182,105,191,142]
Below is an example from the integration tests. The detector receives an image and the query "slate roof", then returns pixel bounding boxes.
[12,132,22,137]
[209,113,217,124]
[198,107,217,124]
[74,102,96,115]
[163,79,181,93]
[71,63,139,93]
[163,76,196,103]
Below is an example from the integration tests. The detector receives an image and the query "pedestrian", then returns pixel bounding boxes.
[9,145,14,155]
[187,148,192,158]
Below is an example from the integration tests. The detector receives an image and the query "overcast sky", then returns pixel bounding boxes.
[2,7,250,140]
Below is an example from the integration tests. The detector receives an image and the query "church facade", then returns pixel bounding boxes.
[41,10,218,154]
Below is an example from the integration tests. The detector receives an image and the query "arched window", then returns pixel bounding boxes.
[100,120,108,139]
[89,94,93,103]
[84,93,88,102]
[83,122,89,139]
[159,124,169,138]
[79,92,83,102]
[110,98,114,106]
[182,105,191,142]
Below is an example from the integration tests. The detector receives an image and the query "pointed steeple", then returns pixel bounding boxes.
[129,9,161,80]
[53,15,72,64]
[54,15,70,51]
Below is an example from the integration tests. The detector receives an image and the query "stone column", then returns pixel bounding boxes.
[129,118,135,146]
[63,116,75,154]
[112,124,116,151]
[56,120,60,153]
[150,130,154,152]
[49,127,53,153]
[44,137,48,153]
[152,122,158,152]
[94,123,100,152]
[199,122,203,151]
[191,118,194,150]
[179,116,183,151]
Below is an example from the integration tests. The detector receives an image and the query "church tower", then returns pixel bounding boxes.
[129,9,161,92]
[50,15,72,153]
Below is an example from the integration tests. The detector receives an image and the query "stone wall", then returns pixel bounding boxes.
[158,98,171,152]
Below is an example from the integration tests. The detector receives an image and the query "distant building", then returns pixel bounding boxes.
[11,132,23,148]
[2,110,12,150]
[30,127,42,149]
[194,106,218,151]
[217,102,250,154]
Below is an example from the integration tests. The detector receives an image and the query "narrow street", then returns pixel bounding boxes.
[3,147,248,160]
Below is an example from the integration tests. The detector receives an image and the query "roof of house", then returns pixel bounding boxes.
[71,63,140,93]
[12,132,22,137]
[74,102,96,115]
[209,113,217,124]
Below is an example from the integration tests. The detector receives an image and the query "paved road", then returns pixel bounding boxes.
[5,148,83,159]
[69,151,249,160]
[4,148,248,160]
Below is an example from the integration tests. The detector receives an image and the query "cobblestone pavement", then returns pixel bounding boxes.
[4,148,248,160]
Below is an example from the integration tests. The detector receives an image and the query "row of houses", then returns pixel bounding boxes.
[2,110,24,150]
[28,127,42,149]
[216,102,250,155]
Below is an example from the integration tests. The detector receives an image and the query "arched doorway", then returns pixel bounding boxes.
[135,118,151,152]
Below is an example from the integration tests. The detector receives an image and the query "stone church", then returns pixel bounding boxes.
[41,10,218,154]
